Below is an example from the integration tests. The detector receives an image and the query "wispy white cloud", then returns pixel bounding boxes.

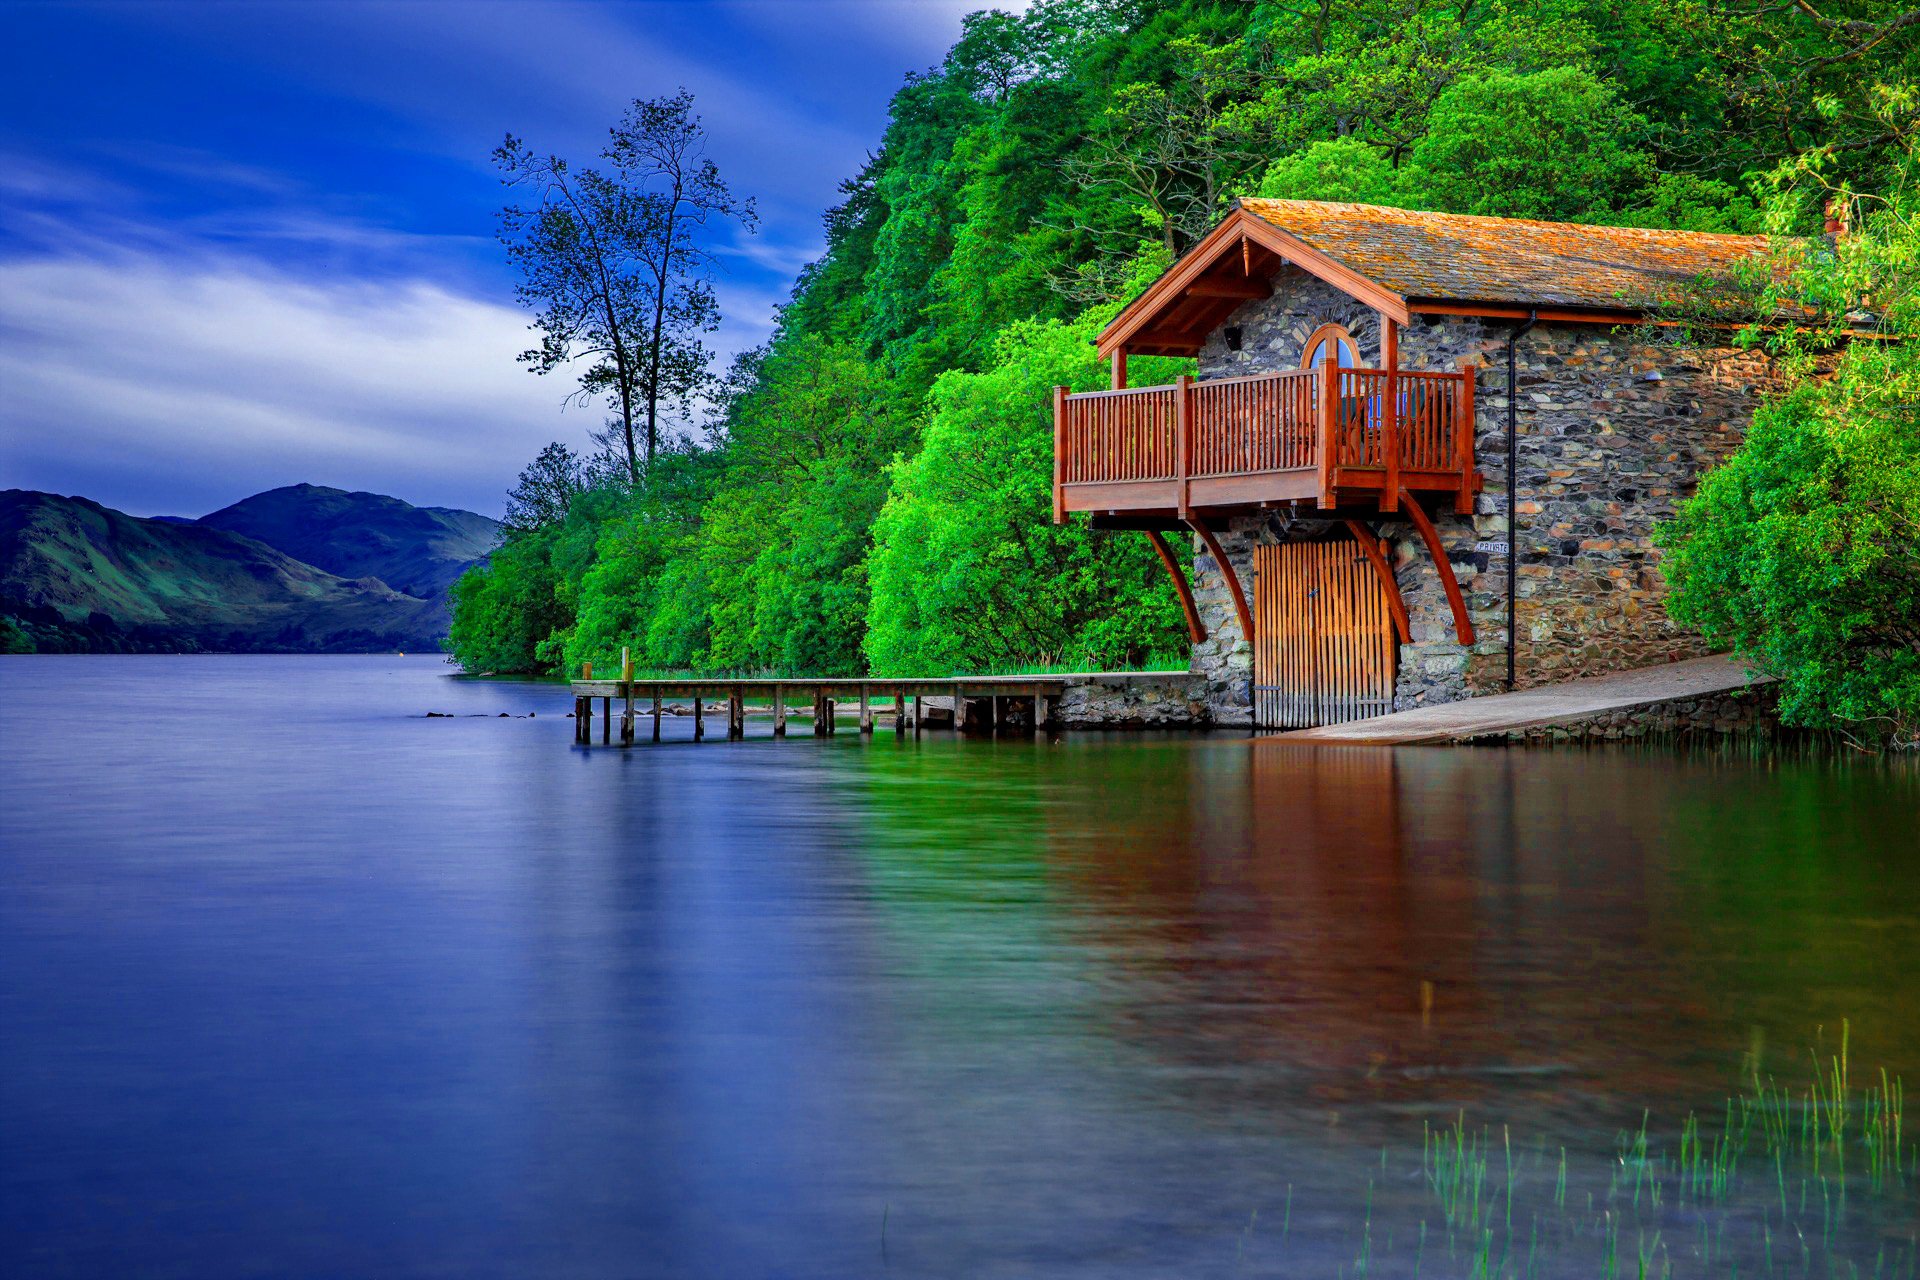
[0,247,585,518]
[0,214,783,518]
[94,142,307,197]
[714,223,825,280]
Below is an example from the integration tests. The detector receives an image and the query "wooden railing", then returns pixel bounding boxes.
[1189,369,1319,475]
[1329,367,1473,472]
[1053,360,1476,517]
[1056,383,1179,483]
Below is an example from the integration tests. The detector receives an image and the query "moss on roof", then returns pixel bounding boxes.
[1239,198,1769,310]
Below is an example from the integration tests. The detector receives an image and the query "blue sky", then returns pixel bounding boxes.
[0,0,1013,518]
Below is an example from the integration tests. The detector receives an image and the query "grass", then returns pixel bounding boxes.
[949,651,1191,678]
[562,652,1192,681]
[1253,1024,1918,1278]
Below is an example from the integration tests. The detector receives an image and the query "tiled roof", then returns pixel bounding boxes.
[1240,198,1769,311]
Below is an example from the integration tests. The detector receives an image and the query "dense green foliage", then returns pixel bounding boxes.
[1659,166,1920,745]
[449,0,1920,683]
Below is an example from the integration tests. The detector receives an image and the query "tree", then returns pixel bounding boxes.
[1681,0,1920,185]
[1065,35,1270,262]
[502,441,589,536]
[1258,138,1407,205]
[495,91,755,483]
[1406,67,1654,222]
[864,309,1189,675]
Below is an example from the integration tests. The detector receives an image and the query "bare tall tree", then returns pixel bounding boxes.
[494,90,756,483]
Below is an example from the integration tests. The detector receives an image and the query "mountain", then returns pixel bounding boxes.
[0,490,448,654]
[198,483,499,604]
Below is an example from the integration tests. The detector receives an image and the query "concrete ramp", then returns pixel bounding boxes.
[1280,654,1770,744]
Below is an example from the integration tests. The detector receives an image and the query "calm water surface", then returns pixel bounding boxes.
[3,654,1919,1278]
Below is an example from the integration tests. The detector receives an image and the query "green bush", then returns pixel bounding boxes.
[1659,174,1920,746]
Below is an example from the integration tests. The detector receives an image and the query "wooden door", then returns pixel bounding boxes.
[1253,541,1397,728]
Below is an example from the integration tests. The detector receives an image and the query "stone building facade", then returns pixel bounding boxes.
[1181,266,1776,724]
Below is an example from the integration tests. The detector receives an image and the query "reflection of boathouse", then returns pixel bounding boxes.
[1051,200,1778,728]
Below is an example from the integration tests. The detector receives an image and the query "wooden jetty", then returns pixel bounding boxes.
[569,657,1079,746]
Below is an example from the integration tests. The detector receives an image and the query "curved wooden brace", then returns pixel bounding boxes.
[1341,519,1412,645]
[1145,530,1207,644]
[1398,488,1476,646]
[1186,515,1255,647]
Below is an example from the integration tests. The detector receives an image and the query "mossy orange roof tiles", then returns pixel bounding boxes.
[1239,199,1769,310]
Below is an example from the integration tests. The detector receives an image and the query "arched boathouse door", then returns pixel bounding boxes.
[1253,541,1398,728]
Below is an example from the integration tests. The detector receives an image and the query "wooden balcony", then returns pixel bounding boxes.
[1051,360,1479,522]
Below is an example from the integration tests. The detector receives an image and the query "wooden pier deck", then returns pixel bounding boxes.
[568,673,1103,745]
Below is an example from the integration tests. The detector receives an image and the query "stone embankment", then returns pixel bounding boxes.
[1281,654,1774,745]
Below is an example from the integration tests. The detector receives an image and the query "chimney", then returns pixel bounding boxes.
[1824,195,1853,242]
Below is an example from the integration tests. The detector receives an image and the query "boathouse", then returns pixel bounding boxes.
[1053,199,1780,728]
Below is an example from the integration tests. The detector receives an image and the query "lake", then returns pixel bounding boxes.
[3,654,1918,1278]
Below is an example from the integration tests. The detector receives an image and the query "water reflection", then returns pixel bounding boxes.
[3,658,1919,1277]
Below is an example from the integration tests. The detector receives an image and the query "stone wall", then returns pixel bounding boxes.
[1053,672,1211,727]
[1187,265,1777,719]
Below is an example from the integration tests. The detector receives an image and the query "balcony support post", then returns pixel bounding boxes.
[1111,348,1128,391]
[1187,515,1254,648]
[1381,316,1400,512]
[1341,519,1411,644]
[1399,488,1476,646]
[1052,384,1067,525]
[1316,357,1337,509]
[1145,530,1206,645]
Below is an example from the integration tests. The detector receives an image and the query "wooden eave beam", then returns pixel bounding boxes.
[1096,206,1411,359]
[1235,214,1412,328]
[1406,299,1644,326]
[1187,280,1270,300]
[1135,325,1227,352]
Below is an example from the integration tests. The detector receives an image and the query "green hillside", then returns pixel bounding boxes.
[0,490,445,654]
[199,483,499,603]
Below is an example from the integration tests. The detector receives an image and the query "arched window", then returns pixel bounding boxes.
[1300,323,1362,371]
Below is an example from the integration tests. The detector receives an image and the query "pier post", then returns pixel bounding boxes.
[774,688,787,737]
[989,696,999,734]
[620,648,635,745]
[729,690,744,740]
[813,689,826,737]
[895,691,906,735]
[694,693,704,740]
[1034,694,1049,732]
[913,695,922,735]
[826,699,837,734]
[652,691,662,742]
[859,685,872,734]
[574,696,588,743]
[602,696,610,744]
